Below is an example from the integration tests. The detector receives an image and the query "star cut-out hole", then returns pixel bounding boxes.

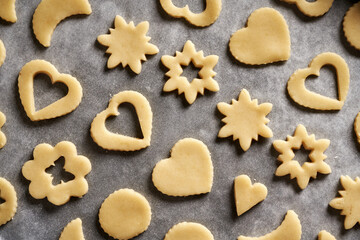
[172,0,206,13]
[292,145,313,166]
[305,65,338,100]
[181,61,201,83]
[45,157,75,185]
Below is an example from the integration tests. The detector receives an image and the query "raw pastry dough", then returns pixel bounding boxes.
[0,0,16,23]
[159,0,221,27]
[0,39,5,67]
[287,52,349,110]
[234,175,267,216]
[329,176,360,229]
[0,111,6,149]
[0,177,17,226]
[18,60,83,121]
[161,40,219,104]
[99,189,151,240]
[318,230,336,240]
[280,0,334,17]
[32,0,92,47]
[152,138,213,196]
[217,89,273,151]
[90,90,152,151]
[164,222,214,240]
[22,141,92,206]
[229,8,290,65]
[343,2,360,50]
[354,112,360,144]
[97,15,159,74]
[237,210,302,240]
[59,218,85,240]
[273,124,331,189]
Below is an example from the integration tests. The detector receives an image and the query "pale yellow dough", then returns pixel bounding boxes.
[0,0,16,23]
[0,111,6,149]
[32,0,92,47]
[229,8,290,65]
[217,89,272,151]
[97,15,159,74]
[234,175,267,216]
[59,218,85,240]
[159,0,221,27]
[343,2,360,50]
[273,124,331,189]
[91,90,152,151]
[237,210,302,240]
[0,39,5,67]
[287,52,349,111]
[280,0,334,17]
[318,230,336,240]
[329,176,360,229]
[164,222,214,240]
[22,141,92,206]
[18,60,83,121]
[161,40,219,104]
[99,189,151,240]
[354,112,360,144]
[152,138,213,196]
[0,177,17,226]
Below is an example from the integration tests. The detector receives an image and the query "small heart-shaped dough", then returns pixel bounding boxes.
[152,138,213,196]
[18,60,83,121]
[164,222,214,240]
[287,52,349,110]
[234,175,267,216]
[59,218,85,240]
[280,0,334,17]
[229,7,290,65]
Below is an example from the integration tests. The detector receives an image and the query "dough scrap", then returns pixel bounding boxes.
[97,15,159,74]
[18,60,83,121]
[59,218,85,240]
[159,0,221,27]
[0,0,16,23]
[99,189,151,240]
[90,90,152,151]
[161,40,219,104]
[237,210,302,240]
[229,7,290,65]
[164,222,214,240]
[0,177,17,226]
[343,2,360,50]
[234,175,267,216]
[22,141,92,206]
[287,52,349,111]
[152,138,213,196]
[32,0,92,47]
[0,39,5,67]
[280,0,334,17]
[0,111,6,149]
[273,124,331,189]
[329,176,360,229]
[354,112,360,144]
[318,230,336,240]
[217,89,273,151]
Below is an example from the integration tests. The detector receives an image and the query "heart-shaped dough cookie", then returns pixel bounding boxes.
[152,138,213,196]
[287,52,349,110]
[229,7,290,65]
[280,0,334,17]
[234,175,267,216]
[90,90,153,151]
[18,60,83,121]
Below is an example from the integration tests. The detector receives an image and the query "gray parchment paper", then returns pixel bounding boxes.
[1,0,360,239]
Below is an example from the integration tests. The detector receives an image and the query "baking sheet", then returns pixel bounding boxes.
[0,0,360,239]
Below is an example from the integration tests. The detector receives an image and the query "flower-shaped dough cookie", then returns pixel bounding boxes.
[161,40,219,104]
[273,124,331,189]
[217,89,273,151]
[98,15,159,74]
[343,2,360,50]
[0,177,17,226]
[22,141,91,206]
[0,111,6,149]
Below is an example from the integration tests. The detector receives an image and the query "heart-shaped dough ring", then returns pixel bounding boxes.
[18,60,83,121]
[90,90,153,151]
[287,52,349,110]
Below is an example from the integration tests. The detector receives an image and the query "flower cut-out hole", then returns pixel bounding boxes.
[293,145,313,166]
[181,61,201,84]
[305,65,338,100]
[45,157,75,185]
[172,0,206,13]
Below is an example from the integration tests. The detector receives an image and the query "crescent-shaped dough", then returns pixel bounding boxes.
[32,0,92,47]
[59,218,85,240]
[0,0,17,23]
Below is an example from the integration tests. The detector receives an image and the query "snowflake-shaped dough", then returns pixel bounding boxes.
[161,40,219,104]
[97,15,159,74]
[217,89,272,151]
[273,124,331,189]
[329,176,360,229]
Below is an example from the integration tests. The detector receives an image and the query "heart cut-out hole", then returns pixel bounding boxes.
[105,103,144,139]
[293,145,312,166]
[304,65,338,100]
[34,73,68,111]
[181,61,201,83]
[172,0,205,13]
[45,157,75,185]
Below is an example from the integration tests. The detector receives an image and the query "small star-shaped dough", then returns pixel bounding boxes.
[217,89,273,151]
[97,15,159,74]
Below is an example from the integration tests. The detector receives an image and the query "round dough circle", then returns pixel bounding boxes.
[0,177,17,226]
[343,2,360,50]
[99,188,151,240]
